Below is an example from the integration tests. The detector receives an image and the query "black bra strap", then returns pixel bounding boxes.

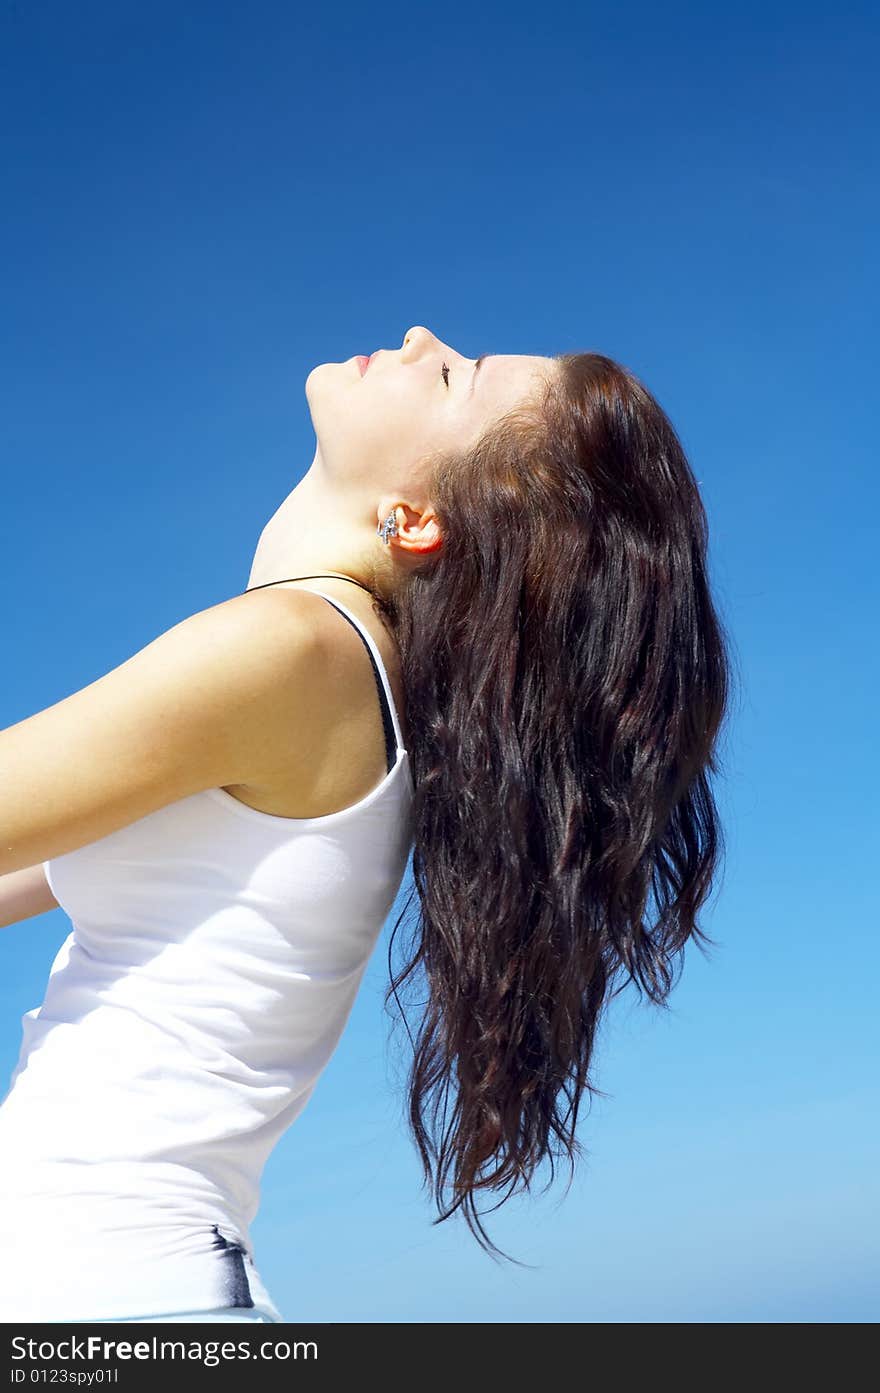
[316,598,397,775]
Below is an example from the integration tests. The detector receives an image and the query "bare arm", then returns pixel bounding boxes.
[0,864,58,930]
[0,588,324,881]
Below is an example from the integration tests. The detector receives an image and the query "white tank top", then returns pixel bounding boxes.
[0,591,414,1321]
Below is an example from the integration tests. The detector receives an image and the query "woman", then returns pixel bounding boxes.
[0,325,729,1321]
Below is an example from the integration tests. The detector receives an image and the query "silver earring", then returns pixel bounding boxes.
[377,511,399,544]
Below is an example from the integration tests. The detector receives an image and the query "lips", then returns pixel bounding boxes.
[356,356,370,376]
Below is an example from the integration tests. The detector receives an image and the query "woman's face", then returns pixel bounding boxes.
[305,324,556,488]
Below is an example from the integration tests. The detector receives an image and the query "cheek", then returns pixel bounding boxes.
[358,380,417,443]
[321,385,406,469]
[314,371,444,471]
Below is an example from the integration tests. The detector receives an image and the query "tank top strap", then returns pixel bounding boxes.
[308,591,405,774]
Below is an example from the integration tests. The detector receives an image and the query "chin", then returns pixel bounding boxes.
[304,364,323,401]
[305,357,350,404]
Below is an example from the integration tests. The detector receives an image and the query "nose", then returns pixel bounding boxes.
[402,325,437,357]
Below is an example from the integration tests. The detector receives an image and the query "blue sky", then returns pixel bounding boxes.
[1,0,877,1323]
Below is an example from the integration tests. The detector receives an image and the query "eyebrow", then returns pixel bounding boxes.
[468,353,494,397]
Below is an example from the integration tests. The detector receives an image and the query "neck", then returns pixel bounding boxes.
[247,459,382,596]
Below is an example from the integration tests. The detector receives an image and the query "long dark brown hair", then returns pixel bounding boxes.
[371,351,731,1263]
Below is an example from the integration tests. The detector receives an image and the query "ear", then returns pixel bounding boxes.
[380,503,443,556]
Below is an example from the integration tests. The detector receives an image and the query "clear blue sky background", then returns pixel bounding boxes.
[1,1,877,1324]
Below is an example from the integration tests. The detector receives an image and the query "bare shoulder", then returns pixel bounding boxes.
[206,585,332,664]
[128,585,333,730]
[223,586,408,819]
[188,585,340,768]
[218,585,380,695]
